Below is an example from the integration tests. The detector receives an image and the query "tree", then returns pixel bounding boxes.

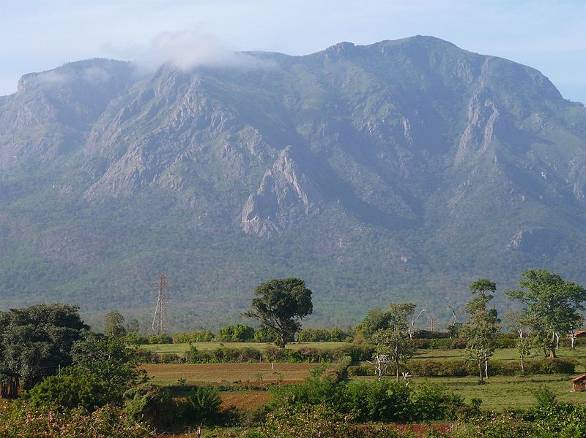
[0,304,88,396]
[371,328,416,381]
[506,311,533,374]
[462,279,499,383]
[28,334,147,411]
[244,278,313,348]
[71,334,146,400]
[104,311,126,338]
[507,269,586,358]
[368,304,416,381]
[358,303,417,341]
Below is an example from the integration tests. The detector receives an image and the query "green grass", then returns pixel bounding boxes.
[411,374,586,410]
[137,341,352,354]
[414,346,586,372]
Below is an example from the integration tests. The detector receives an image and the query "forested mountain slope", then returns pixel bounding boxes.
[1,36,586,328]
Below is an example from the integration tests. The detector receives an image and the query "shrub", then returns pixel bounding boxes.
[411,383,466,421]
[218,324,256,342]
[0,402,156,438]
[255,403,407,438]
[125,333,149,345]
[28,368,109,411]
[147,334,173,344]
[271,369,334,406]
[173,330,215,343]
[412,330,450,339]
[254,327,277,343]
[350,358,575,378]
[345,379,412,422]
[123,383,180,430]
[297,328,353,342]
[182,386,222,425]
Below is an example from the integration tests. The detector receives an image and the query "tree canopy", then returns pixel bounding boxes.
[0,304,88,394]
[462,279,499,383]
[359,303,416,341]
[507,269,586,358]
[104,311,126,338]
[244,278,313,348]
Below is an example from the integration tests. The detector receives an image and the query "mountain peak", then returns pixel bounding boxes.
[1,36,586,326]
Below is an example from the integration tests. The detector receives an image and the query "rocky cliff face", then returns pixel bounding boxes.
[241,147,321,237]
[1,36,586,327]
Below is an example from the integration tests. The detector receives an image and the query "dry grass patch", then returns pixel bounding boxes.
[220,391,271,411]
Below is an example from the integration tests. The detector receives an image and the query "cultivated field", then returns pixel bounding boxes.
[143,362,318,385]
[140,342,586,412]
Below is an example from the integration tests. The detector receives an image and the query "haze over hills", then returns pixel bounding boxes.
[1,36,586,329]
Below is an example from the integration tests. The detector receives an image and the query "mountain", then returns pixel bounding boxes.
[1,36,586,329]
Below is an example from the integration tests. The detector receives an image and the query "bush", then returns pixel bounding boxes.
[147,334,173,344]
[270,368,342,408]
[254,404,405,438]
[412,330,450,339]
[411,383,466,421]
[349,358,576,378]
[218,324,255,342]
[125,333,149,345]
[173,330,215,343]
[28,368,109,411]
[254,327,277,343]
[0,402,156,437]
[183,386,222,425]
[297,328,353,342]
[345,379,412,422]
[123,383,176,429]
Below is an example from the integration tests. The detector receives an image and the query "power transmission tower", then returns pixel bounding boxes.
[152,273,169,335]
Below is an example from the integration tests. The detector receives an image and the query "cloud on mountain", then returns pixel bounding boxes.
[106,30,273,72]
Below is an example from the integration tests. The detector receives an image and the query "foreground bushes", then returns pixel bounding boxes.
[348,358,576,377]
[0,402,156,438]
[124,383,223,429]
[216,386,586,438]
[270,369,472,423]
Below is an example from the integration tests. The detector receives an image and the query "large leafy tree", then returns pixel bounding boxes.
[0,304,88,396]
[462,279,500,383]
[244,278,313,348]
[507,269,586,358]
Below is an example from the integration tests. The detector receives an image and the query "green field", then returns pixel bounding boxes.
[140,342,586,368]
[138,341,353,354]
[412,375,585,410]
[144,362,586,411]
[417,345,586,363]
[140,342,586,412]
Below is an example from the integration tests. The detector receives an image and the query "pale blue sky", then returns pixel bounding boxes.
[1,0,585,103]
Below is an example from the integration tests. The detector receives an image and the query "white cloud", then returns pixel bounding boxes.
[107,30,273,72]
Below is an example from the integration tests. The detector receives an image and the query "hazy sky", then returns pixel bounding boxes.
[1,0,585,103]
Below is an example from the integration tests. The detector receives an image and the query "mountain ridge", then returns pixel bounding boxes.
[1,36,586,329]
